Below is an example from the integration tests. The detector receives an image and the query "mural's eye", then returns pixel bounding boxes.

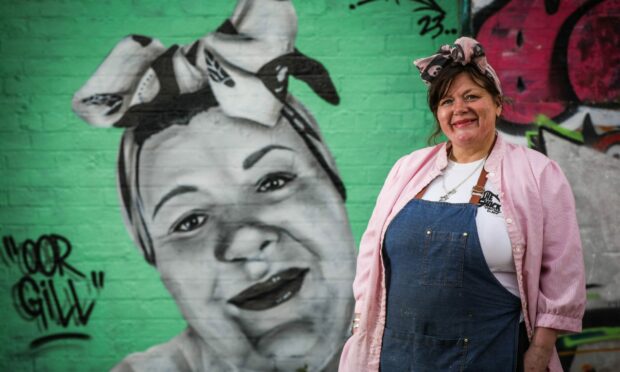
[171,213,208,233]
[256,172,296,193]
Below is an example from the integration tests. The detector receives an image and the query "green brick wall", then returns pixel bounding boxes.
[0,1,459,370]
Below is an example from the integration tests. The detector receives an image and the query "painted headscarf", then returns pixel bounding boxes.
[413,36,502,95]
[72,0,344,264]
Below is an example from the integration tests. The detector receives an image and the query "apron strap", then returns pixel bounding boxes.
[414,184,429,200]
[469,167,488,205]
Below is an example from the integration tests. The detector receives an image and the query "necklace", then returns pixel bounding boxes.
[439,151,486,202]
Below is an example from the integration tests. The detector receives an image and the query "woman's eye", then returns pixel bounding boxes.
[465,94,478,101]
[440,98,453,106]
[256,172,296,193]
[171,214,208,233]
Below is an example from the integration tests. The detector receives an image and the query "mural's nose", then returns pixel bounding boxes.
[216,225,278,279]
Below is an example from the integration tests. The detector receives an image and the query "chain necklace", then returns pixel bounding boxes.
[439,151,486,202]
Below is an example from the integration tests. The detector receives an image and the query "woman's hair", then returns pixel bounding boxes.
[426,63,503,144]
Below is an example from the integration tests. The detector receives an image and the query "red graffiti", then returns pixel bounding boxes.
[568,1,620,103]
[475,0,620,126]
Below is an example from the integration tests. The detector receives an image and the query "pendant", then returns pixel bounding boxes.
[439,190,455,202]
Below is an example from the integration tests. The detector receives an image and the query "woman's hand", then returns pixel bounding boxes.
[524,327,557,371]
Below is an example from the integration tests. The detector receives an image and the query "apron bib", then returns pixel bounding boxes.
[380,164,521,372]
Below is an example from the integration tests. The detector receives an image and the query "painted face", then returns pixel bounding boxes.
[137,107,355,370]
[436,72,502,155]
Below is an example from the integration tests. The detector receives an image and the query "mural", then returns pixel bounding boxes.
[468,1,620,370]
[70,0,355,371]
[1,0,617,370]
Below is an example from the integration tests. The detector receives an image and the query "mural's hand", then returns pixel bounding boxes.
[204,0,297,73]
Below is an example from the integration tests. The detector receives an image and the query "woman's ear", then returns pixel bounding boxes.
[495,97,503,117]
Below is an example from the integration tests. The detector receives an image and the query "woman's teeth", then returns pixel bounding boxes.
[452,119,476,128]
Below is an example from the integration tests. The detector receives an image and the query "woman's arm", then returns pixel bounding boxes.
[350,157,404,333]
[535,160,586,333]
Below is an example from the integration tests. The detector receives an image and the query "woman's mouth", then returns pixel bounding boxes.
[228,268,310,311]
[451,119,477,128]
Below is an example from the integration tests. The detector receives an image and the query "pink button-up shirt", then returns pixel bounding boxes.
[339,135,586,372]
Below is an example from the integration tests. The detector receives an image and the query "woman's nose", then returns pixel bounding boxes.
[454,99,468,114]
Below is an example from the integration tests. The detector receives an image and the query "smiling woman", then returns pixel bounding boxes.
[339,37,585,372]
[71,1,355,371]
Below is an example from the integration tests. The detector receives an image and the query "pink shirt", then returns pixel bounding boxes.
[339,135,585,372]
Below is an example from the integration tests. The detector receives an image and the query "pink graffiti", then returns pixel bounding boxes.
[568,1,620,103]
[476,0,619,125]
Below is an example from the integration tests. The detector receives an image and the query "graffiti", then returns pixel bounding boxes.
[470,0,620,152]
[557,308,620,371]
[349,0,401,10]
[71,0,355,371]
[349,0,457,38]
[1,234,104,349]
[412,0,458,38]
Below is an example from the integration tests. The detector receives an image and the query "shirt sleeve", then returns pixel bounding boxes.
[535,160,586,333]
[351,157,404,325]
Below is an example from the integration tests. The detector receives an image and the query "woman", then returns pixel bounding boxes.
[339,37,585,372]
[72,1,355,371]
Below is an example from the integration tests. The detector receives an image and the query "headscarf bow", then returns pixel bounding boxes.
[72,0,339,129]
[413,36,502,95]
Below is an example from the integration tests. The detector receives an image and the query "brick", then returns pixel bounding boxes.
[338,36,385,56]
[8,187,56,206]
[338,75,387,94]
[0,131,30,150]
[5,151,56,169]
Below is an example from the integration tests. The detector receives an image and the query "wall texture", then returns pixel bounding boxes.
[0,0,617,371]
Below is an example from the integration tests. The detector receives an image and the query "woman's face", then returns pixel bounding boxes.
[436,72,501,154]
[137,108,355,370]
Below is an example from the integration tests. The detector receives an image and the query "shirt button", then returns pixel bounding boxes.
[506,218,513,224]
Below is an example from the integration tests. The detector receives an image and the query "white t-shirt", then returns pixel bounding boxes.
[422,158,520,298]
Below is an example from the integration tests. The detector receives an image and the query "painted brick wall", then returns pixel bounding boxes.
[1,0,618,371]
[0,1,458,370]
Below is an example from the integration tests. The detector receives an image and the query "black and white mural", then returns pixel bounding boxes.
[71,1,356,370]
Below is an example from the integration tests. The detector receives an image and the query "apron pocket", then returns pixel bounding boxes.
[380,327,467,372]
[412,332,468,372]
[422,229,468,287]
[380,327,415,371]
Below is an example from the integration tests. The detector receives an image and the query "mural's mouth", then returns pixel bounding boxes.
[228,267,310,311]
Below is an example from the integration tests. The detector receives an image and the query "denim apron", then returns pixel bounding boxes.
[379,166,521,372]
